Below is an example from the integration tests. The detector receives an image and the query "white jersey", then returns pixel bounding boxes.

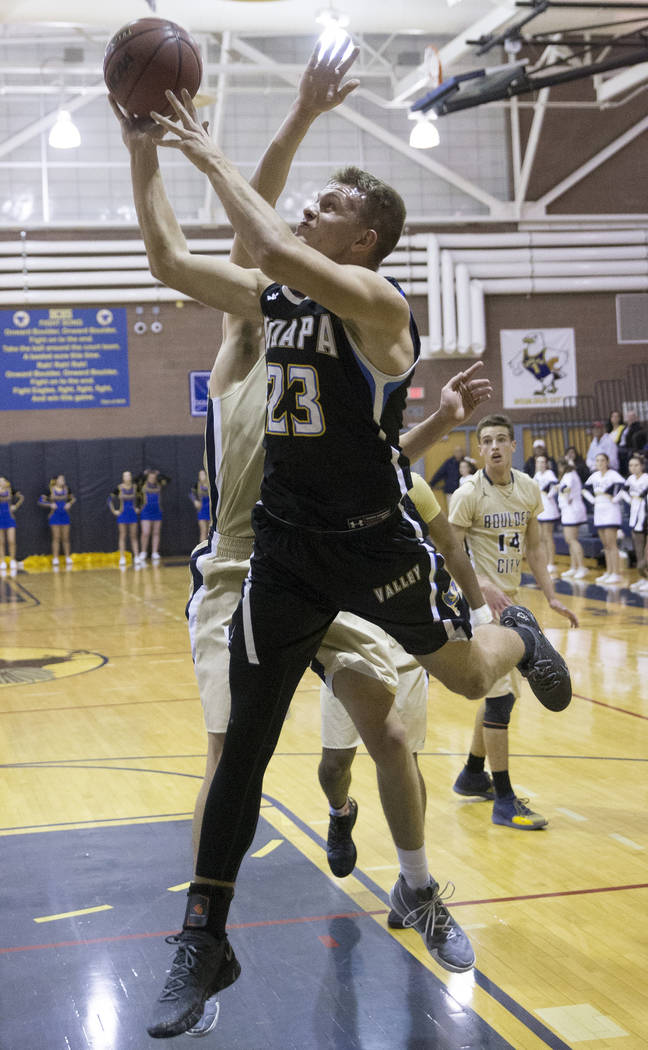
[583,469,624,528]
[534,468,559,521]
[617,472,648,532]
[448,467,543,595]
[557,469,587,526]
[203,354,266,559]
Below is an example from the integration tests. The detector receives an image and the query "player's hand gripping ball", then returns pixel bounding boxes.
[104,17,202,117]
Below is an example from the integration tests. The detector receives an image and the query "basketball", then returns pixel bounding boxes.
[104,17,202,118]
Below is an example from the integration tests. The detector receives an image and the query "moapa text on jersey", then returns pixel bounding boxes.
[264,315,339,357]
[373,564,421,604]
[483,510,531,529]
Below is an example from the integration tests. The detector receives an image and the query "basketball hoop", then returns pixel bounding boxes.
[423,45,442,89]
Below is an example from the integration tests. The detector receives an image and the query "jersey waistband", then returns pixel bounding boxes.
[262,504,400,535]
[213,532,254,559]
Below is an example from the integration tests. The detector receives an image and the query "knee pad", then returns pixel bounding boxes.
[483,692,515,730]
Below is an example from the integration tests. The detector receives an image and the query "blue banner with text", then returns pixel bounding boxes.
[0,306,129,410]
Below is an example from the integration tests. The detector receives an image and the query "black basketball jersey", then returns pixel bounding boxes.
[259,278,420,530]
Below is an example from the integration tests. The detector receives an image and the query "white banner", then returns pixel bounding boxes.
[500,328,577,409]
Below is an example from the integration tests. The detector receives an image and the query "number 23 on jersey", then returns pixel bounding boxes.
[266,362,325,437]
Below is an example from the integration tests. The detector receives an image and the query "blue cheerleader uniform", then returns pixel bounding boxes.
[48,487,71,525]
[139,484,163,522]
[197,485,210,522]
[0,490,16,529]
[116,484,139,524]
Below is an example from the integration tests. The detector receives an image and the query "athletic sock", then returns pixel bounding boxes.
[396,846,430,891]
[492,771,514,799]
[466,752,485,774]
[329,799,350,817]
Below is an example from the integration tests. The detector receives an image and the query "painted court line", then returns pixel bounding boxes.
[251,838,283,858]
[34,904,113,923]
[555,808,587,821]
[608,833,643,851]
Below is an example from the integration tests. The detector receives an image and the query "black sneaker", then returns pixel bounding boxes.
[147,930,240,1039]
[326,797,358,877]
[388,875,475,972]
[453,767,495,800]
[500,605,572,711]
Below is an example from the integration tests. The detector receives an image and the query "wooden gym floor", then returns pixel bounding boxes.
[1,560,647,1049]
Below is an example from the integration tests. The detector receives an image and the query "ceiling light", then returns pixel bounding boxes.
[409,116,440,149]
[315,7,350,29]
[48,109,81,150]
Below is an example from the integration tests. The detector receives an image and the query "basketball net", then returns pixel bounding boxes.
[423,45,442,89]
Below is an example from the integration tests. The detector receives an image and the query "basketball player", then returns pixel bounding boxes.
[129,77,571,1036]
[449,414,578,830]
[115,42,493,1037]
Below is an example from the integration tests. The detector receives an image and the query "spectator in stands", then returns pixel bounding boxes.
[617,410,646,473]
[523,438,557,478]
[564,445,589,484]
[606,409,624,443]
[458,457,477,486]
[428,445,465,499]
[586,421,619,472]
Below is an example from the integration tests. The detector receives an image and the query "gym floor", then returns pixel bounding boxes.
[1,562,646,1049]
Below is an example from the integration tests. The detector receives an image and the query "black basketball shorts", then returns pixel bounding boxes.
[228,504,472,668]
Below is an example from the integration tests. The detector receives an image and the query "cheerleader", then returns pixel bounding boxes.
[38,474,75,568]
[0,476,23,574]
[555,457,588,580]
[108,470,140,567]
[137,468,169,564]
[616,453,648,593]
[191,468,211,543]
[533,454,560,573]
[583,453,625,584]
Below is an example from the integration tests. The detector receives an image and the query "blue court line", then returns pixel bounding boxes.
[522,572,648,608]
[0,811,194,833]
[265,791,573,1050]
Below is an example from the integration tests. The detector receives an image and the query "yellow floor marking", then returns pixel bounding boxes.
[251,838,283,858]
[535,1004,629,1041]
[34,904,112,923]
[168,881,191,892]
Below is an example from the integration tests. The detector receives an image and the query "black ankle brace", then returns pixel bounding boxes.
[183,882,234,939]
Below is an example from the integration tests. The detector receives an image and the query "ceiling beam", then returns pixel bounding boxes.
[230,35,510,216]
[0,83,104,159]
[536,113,648,209]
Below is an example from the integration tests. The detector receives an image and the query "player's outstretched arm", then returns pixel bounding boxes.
[525,517,579,627]
[230,40,359,269]
[152,89,412,371]
[110,96,264,319]
[401,363,493,462]
[426,513,486,613]
[214,40,360,393]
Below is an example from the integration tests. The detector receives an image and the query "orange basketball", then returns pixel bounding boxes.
[104,17,202,117]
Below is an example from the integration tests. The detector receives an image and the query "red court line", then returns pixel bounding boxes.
[573,692,648,721]
[4,883,647,955]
